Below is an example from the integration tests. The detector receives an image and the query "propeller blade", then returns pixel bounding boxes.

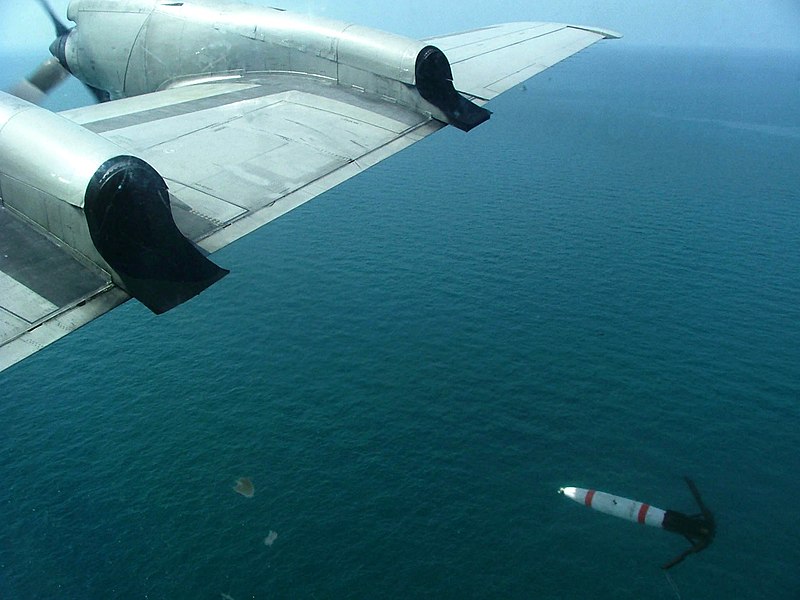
[8,57,70,104]
[35,0,70,37]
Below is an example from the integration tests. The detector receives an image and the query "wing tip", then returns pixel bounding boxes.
[568,25,623,40]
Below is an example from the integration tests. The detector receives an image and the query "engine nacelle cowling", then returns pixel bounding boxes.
[53,0,489,130]
[0,92,227,313]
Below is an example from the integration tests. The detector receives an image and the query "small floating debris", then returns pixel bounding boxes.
[264,530,278,546]
[233,477,254,498]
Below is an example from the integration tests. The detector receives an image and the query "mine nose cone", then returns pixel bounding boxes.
[560,487,578,500]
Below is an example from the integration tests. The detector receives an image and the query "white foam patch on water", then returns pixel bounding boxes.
[647,110,800,139]
[264,530,278,546]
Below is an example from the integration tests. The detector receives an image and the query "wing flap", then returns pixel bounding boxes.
[0,286,128,372]
[1,270,58,324]
[0,206,127,371]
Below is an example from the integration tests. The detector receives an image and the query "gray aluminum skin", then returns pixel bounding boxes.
[0,92,127,274]
[58,0,451,122]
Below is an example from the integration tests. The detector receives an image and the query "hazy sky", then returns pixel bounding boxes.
[2,0,800,56]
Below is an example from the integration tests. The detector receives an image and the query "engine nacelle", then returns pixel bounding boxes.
[0,92,121,264]
[0,92,227,313]
[53,0,489,130]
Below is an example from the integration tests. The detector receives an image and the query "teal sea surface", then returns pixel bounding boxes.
[1,46,799,599]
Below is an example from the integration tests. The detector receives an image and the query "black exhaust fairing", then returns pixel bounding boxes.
[415,45,490,132]
[84,156,228,314]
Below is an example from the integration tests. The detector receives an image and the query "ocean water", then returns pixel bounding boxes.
[1,46,799,599]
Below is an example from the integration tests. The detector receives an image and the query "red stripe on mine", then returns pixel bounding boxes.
[637,503,650,524]
[585,489,596,507]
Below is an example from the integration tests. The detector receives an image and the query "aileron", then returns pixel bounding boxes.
[426,22,619,101]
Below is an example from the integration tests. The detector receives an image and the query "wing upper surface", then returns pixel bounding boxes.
[425,22,620,101]
[62,74,444,254]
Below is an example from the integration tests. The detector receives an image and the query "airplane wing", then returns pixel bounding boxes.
[1,21,617,373]
[426,22,620,102]
[61,77,446,256]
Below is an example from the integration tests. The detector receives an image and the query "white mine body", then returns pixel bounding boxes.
[560,486,667,528]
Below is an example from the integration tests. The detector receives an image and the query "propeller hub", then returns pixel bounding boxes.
[49,30,73,74]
